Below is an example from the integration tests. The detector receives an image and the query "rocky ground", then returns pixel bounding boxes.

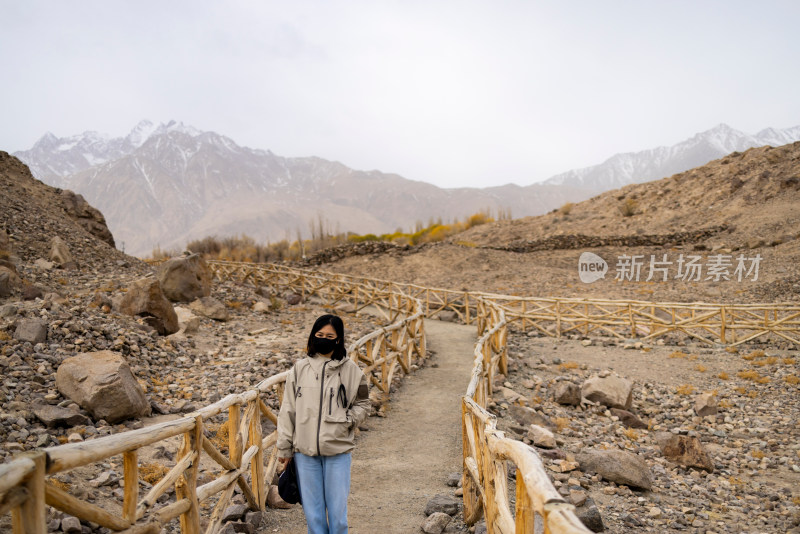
[0,258,382,533]
[488,328,800,533]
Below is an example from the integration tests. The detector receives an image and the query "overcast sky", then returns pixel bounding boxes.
[2,1,799,188]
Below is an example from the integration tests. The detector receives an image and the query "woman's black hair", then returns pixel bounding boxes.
[306,314,347,361]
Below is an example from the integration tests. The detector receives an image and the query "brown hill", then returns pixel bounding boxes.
[0,151,142,275]
[455,142,800,249]
[319,143,800,304]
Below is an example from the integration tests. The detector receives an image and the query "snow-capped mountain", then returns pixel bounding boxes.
[13,120,798,257]
[13,121,589,255]
[543,123,800,190]
[13,120,203,187]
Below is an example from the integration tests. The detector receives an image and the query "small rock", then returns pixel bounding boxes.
[581,373,633,409]
[527,424,557,449]
[609,408,648,429]
[421,512,452,534]
[575,497,605,532]
[576,449,652,490]
[694,392,718,417]
[67,433,83,443]
[424,494,459,516]
[552,382,581,406]
[60,516,82,534]
[189,296,230,322]
[655,432,715,472]
[13,319,48,344]
[221,503,248,523]
[286,293,302,305]
[446,472,461,487]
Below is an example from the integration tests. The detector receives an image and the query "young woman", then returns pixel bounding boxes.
[277,314,370,534]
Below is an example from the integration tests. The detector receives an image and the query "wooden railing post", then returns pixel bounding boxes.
[12,451,46,534]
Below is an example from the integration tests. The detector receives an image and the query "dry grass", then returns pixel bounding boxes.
[688,354,698,361]
[718,372,730,380]
[752,356,778,367]
[785,375,800,385]
[718,399,733,409]
[554,417,570,432]
[226,300,243,309]
[209,421,230,452]
[0,330,10,341]
[728,476,745,486]
[793,496,800,506]
[737,370,759,380]
[559,202,574,216]
[140,463,171,485]
[750,450,766,459]
[725,346,739,354]
[783,358,796,365]
[48,478,71,492]
[622,428,639,441]
[618,198,638,217]
[668,351,687,359]
[558,361,580,371]
[743,350,766,361]
[676,384,695,395]
[695,364,708,373]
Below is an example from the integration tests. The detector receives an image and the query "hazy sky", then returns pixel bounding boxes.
[2,1,798,188]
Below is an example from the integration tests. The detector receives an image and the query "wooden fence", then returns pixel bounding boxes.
[0,273,425,534]
[206,261,800,346]
[462,300,590,534]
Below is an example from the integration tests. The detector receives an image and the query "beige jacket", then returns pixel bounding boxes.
[277,355,370,458]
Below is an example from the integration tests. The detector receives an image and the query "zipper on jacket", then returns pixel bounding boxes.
[316,360,329,456]
[329,387,333,415]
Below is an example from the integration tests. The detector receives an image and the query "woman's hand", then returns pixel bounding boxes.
[278,457,291,470]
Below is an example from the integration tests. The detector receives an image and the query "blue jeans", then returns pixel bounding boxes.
[294,452,351,534]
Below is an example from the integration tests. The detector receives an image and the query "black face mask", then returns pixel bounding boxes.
[312,336,337,355]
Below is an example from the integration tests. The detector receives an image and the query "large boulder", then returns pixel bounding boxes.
[60,190,115,247]
[581,374,633,409]
[157,254,212,303]
[56,351,151,423]
[576,449,652,490]
[49,236,75,268]
[118,277,179,335]
[189,297,229,322]
[655,432,714,472]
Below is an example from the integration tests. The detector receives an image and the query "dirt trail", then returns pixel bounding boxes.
[263,318,476,533]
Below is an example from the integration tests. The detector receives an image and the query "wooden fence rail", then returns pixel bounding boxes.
[206,260,799,346]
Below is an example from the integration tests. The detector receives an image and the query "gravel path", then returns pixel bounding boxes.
[263,318,475,533]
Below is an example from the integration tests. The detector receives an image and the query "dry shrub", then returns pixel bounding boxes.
[0,330,10,341]
[623,428,639,441]
[48,478,71,491]
[718,372,730,380]
[750,450,765,459]
[554,417,570,432]
[728,476,745,486]
[226,300,243,309]
[618,198,638,217]
[718,399,733,409]
[688,354,698,361]
[559,361,580,370]
[785,375,800,385]
[209,421,230,451]
[734,386,747,394]
[695,364,707,373]
[743,350,765,360]
[676,384,695,395]
[737,370,760,381]
[725,346,739,354]
[559,202,574,216]
[668,351,687,359]
[140,463,171,485]
[783,358,797,365]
